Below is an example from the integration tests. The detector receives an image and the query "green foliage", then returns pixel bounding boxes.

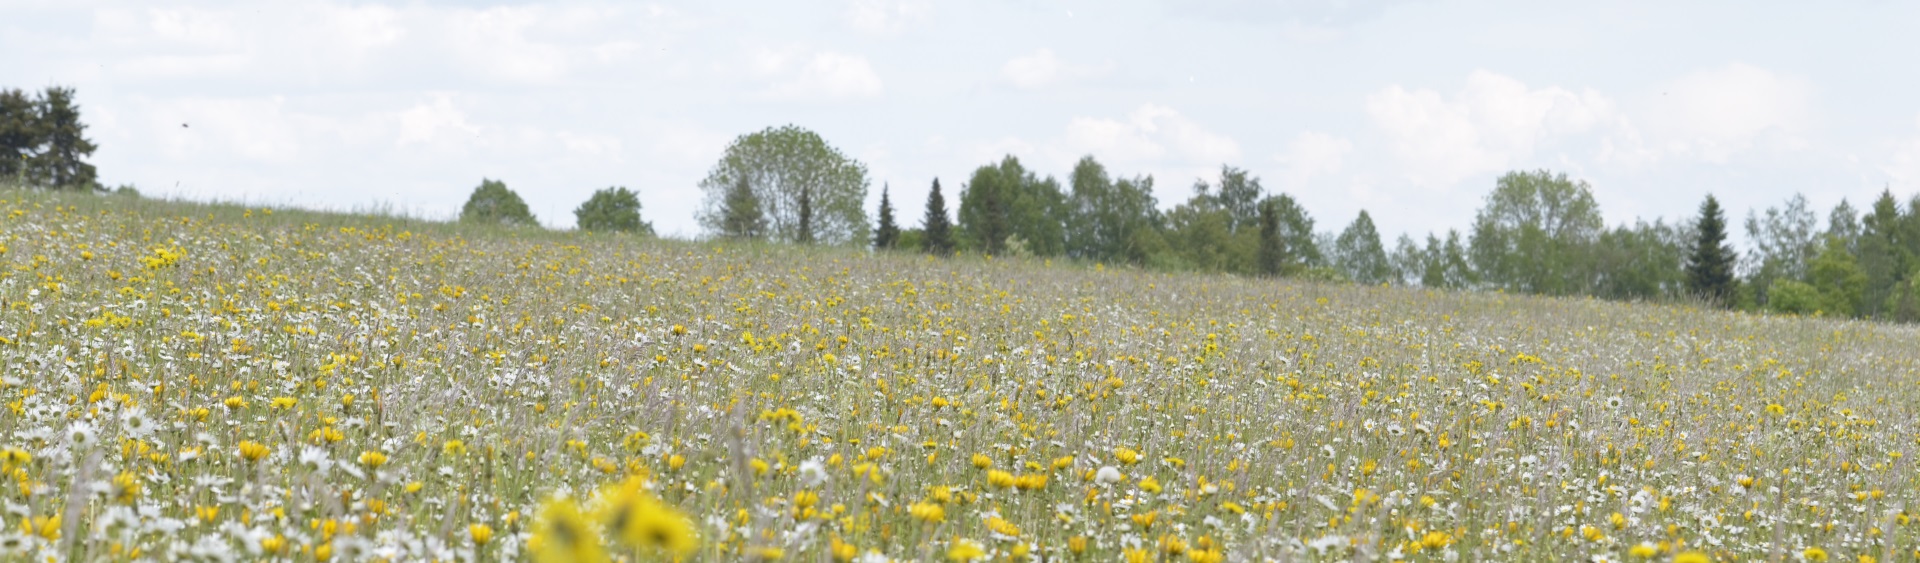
[873,185,900,250]
[1886,271,1920,323]
[1808,234,1867,317]
[920,179,953,255]
[1258,200,1284,277]
[1194,165,1263,233]
[1332,210,1392,284]
[0,86,99,190]
[1685,195,1737,306]
[573,186,652,235]
[1065,156,1160,264]
[958,156,1066,256]
[460,179,538,227]
[718,176,767,240]
[1468,170,1604,295]
[697,125,870,246]
[1765,279,1821,315]
[1592,220,1688,302]
[1391,230,1474,290]
[1163,198,1250,274]
[0,89,34,183]
[895,228,924,252]
[1743,193,1820,306]
[1857,190,1916,318]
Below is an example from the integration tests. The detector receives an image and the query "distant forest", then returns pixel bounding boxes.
[7,90,1918,322]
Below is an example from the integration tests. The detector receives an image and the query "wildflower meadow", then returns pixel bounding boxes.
[1,189,1917,562]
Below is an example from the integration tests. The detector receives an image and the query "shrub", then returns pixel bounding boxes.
[460,179,538,227]
[574,186,652,235]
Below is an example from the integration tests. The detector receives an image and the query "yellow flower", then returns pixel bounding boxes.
[359,450,388,469]
[830,537,858,561]
[985,516,1021,537]
[2,447,32,468]
[1627,542,1658,558]
[1114,447,1142,465]
[269,397,297,409]
[237,441,270,463]
[596,476,698,557]
[946,538,986,562]
[971,453,993,469]
[443,440,467,456]
[753,547,786,560]
[1802,547,1828,561]
[1672,551,1710,563]
[531,496,607,563]
[910,502,946,523]
[470,523,495,545]
[1138,476,1162,494]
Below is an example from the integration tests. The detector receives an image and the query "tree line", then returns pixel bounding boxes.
[11,93,1919,322]
[694,126,1920,322]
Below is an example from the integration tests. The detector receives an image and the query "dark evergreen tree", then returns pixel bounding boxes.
[1685,194,1737,306]
[1257,199,1284,277]
[28,87,96,190]
[874,184,900,250]
[719,176,768,240]
[0,89,35,182]
[921,178,953,255]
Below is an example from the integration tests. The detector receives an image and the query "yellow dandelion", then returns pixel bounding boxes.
[597,476,699,557]
[946,538,986,562]
[531,496,607,563]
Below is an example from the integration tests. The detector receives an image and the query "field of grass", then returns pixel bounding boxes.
[0,188,1916,562]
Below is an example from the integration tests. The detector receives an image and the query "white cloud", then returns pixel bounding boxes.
[1000,49,1112,90]
[1274,131,1353,187]
[970,105,1239,200]
[1366,70,1620,188]
[396,96,481,147]
[1886,113,1920,188]
[845,0,929,35]
[762,51,885,101]
[1062,104,1240,165]
[1641,63,1813,163]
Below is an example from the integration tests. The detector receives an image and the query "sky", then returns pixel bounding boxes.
[5,0,1920,243]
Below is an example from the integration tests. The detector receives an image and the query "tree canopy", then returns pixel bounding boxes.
[574,186,652,235]
[460,179,538,227]
[697,125,870,246]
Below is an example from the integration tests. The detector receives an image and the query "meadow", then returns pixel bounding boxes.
[0,188,1916,562]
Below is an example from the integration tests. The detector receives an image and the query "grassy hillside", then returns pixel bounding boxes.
[1,188,1916,561]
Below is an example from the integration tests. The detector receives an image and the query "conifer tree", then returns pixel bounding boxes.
[29,87,96,190]
[720,176,767,240]
[1257,200,1284,277]
[922,179,953,255]
[1686,194,1738,306]
[874,184,900,250]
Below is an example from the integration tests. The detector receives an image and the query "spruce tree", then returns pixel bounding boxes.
[0,89,34,183]
[922,178,953,255]
[1686,194,1738,306]
[720,176,767,240]
[1257,200,1284,276]
[29,87,97,190]
[874,184,900,250]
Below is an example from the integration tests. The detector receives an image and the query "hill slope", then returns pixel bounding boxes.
[1,189,1916,561]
